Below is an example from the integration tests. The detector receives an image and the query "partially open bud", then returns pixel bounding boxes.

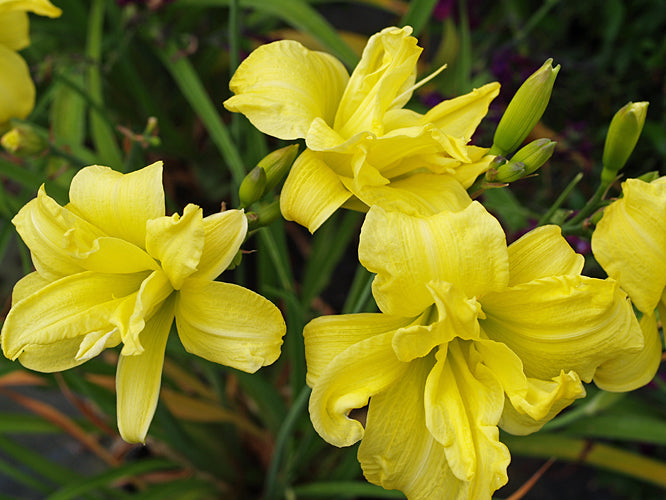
[600,102,648,185]
[239,166,267,208]
[491,59,560,156]
[259,144,299,193]
[1,123,48,157]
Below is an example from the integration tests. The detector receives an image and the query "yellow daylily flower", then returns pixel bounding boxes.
[591,176,666,388]
[224,26,500,232]
[1,162,286,443]
[304,203,645,499]
[0,0,61,129]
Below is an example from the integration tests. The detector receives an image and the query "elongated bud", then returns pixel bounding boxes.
[493,161,526,183]
[600,102,648,185]
[1,123,48,157]
[491,59,560,156]
[260,144,299,193]
[247,199,282,232]
[239,166,267,208]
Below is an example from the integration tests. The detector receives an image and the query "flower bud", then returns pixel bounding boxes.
[239,166,267,208]
[491,59,560,156]
[1,123,48,157]
[600,102,648,185]
[247,199,282,232]
[259,144,299,193]
[493,161,525,183]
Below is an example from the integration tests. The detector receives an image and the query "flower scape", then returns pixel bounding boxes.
[0,6,664,499]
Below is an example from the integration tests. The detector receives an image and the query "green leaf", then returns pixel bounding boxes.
[290,481,406,498]
[481,186,532,232]
[400,0,439,37]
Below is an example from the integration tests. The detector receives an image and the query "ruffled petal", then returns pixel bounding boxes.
[145,204,204,290]
[474,338,585,435]
[308,330,408,447]
[279,149,351,233]
[424,341,510,492]
[1,271,148,364]
[0,0,62,17]
[359,203,508,317]
[116,296,175,443]
[175,279,285,373]
[420,82,500,141]
[190,209,247,281]
[591,177,666,313]
[359,354,507,500]
[0,44,34,125]
[480,275,644,383]
[0,11,29,50]
[304,312,415,387]
[507,225,584,286]
[68,162,165,249]
[12,186,158,280]
[334,26,420,138]
[224,40,349,140]
[593,311,662,391]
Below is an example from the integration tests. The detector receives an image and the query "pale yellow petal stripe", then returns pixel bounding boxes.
[360,203,508,317]
[304,312,414,387]
[146,204,204,290]
[0,11,29,50]
[116,296,175,444]
[224,39,349,140]
[0,43,34,124]
[591,178,666,313]
[424,341,509,490]
[68,162,165,249]
[308,331,408,447]
[507,225,584,286]
[481,275,643,383]
[190,209,247,281]
[593,312,662,391]
[0,0,62,17]
[1,271,148,361]
[280,149,351,233]
[175,279,285,373]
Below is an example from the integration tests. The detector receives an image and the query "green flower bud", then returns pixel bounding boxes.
[493,161,526,183]
[491,59,560,156]
[1,123,48,157]
[600,101,648,185]
[247,199,282,232]
[239,166,267,208]
[492,139,556,183]
[259,144,299,194]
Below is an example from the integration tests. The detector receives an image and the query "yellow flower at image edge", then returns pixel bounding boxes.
[591,176,666,388]
[0,0,62,128]
[1,162,286,443]
[224,26,500,232]
[305,203,649,499]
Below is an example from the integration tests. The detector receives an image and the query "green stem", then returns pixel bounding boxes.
[565,180,610,226]
[537,172,583,226]
[263,385,311,500]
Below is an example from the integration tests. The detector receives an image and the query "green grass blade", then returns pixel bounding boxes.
[399,0,439,36]
[290,481,406,498]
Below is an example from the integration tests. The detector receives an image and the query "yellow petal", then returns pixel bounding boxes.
[424,341,510,488]
[0,11,29,50]
[0,0,62,17]
[308,330,408,447]
[146,204,204,289]
[11,271,50,303]
[175,278,285,373]
[359,355,507,500]
[13,186,158,280]
[475,338,585,435]
[346,172,472,217]
[68,162,165,249]
[116,297,175,443]
[224,39,349,140]
[593,311,662,391]
[334,26,419,138]
[507,225,584,286]
[1,271,148,364]
[0,44,34,125]
[279,149,351,233]
[359,203,509,317]
[304,312,415,387]
[480,275,644,383]
[190,209,247,281]
[591,178,666,313]
[420,82,501,141]
[17,337,88,372]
